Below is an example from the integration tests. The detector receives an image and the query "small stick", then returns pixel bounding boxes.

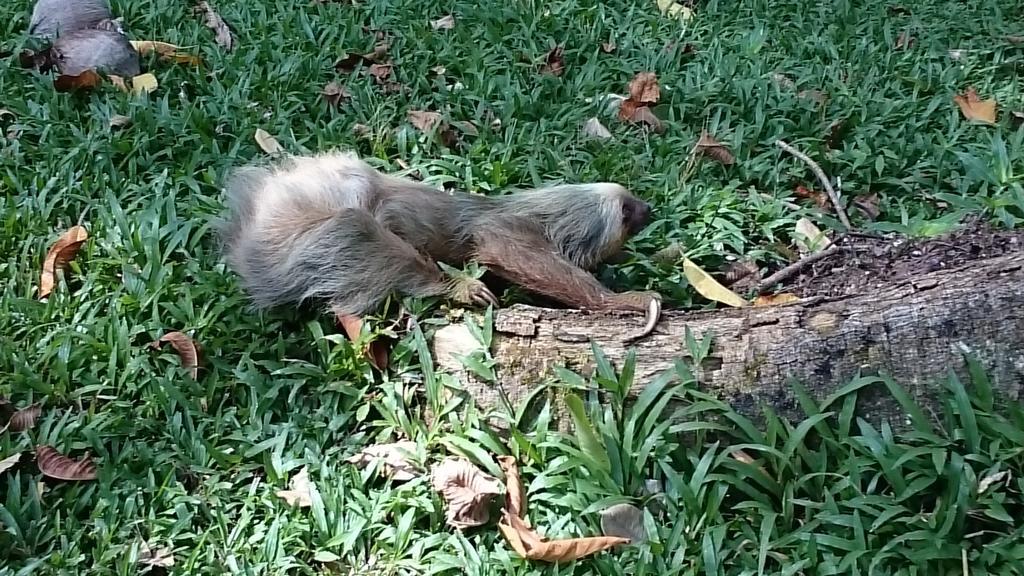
[776,139,852,230]
[757,244,842,292]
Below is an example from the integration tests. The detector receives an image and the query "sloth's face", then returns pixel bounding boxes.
[620,195,653,236]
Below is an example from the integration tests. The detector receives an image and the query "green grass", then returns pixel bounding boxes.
[1,0,1024,573]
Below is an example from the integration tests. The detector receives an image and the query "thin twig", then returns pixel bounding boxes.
[776,139,852,230]
[757,244,842,292]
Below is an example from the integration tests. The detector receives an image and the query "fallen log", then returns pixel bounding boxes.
[432,251,1024,427]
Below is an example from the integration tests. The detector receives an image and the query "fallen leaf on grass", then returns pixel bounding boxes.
[753,293,801,307]
[36,445,97,481]
[130,40,202,65]
[794,217,831,254]
[334,43,390,73]
[656,0,693,20]
[346,441,419,481]
[953,87,997,125]
[500,514,629,563]
[367,62,393,81]
[978,470,1009,494]
[276,466,313,507]
[625,107,665,133]
[581,117,612,140]
[794,185,830,211]
[431,456,503,530]
[895,30,915,49]
[4,404,41,433]
[39,225,88,299]
[335,312,390,370]
[539,46,564,76]
[601,42,616,53]
[626,72,660,105]
[254,128,283,155]
[148,332,201,379]
[695,130,735,165]
[321,81,351,107]
[599,503,647,544]
[430,14,456,30]
[408,110,443,132]
[138,541,175,568]
[730,448,769,474]
[498,455,525,520]
[0,453,22,475]
[130,73,159,95]
[53,70,102,93]
[682,257,749,308]
[194,1,234,51]
[109,114,132,129]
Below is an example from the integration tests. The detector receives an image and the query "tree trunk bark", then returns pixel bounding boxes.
[432,252,1024,427]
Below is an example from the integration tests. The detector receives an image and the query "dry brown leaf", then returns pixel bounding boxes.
[334,43,390,73]
[335,311,390,370]
[148,331,201,380]
[430,14,456,30]
[539,46,564,77]
[109,114,132,129]
[695,130,735,165]
[36,445,97,481]
[581,117,612,140]
[39,225,88,299]
[853,192,880,220]
[108,75,128,92]
[408,110,443,132]
[276,466,313,507]
[625,106,664,134]
[599,503,646,544]
[5,404,41,433]
[601,41,616,53]
[194,1,234,51]
[431,456,503,530]
[895,30,915,50]
[130,40,202,65]
[627,72,660,105]
[499,513,629,563]
[138,541,175,568]
[0,452,22,475]
[683,257,749,308]
[794,185,830,211]
[321,82,351,108]
[367,62,393,81]
[345,441,419,481]
[254,128,283,155]
[753,293,801,307]
[53,70,102,93]
[497,455,525,520]
[953,87,997,125]
[130,73,159,96]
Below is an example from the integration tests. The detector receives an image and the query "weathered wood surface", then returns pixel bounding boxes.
[432,252,1024,426]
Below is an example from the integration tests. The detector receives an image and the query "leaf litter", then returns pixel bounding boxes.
[194,1,234,51]
[953,87,997,125]
[618,72,664,133]
[36,445,98,481]
[3,404,41,433]
[346,441,419,481]
[276,465,314,507]
[148,331,202,380]
[431,456,503,529]
[39,225,88,299]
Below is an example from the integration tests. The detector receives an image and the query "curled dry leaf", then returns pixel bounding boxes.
[276,465,313,507]
[5,404,42,433]
[601,41,616,53]
[953,87,997,125]
[599,502,646,544]
[367,62,393,81]
[0,452,22,475]
[53,69,103,93]
[581,117,612,140]
[695,130,735,165]
[335,311,390,370]
[36,445,98,481]
[430,14,456,30]
[978,470,1009,494]
[39,225,88,299]
[408,110,443,132]
[497,455,525,520]
[149,331,201,380]
[499,513,629,563]
[626,72,660,105]
[345,441,419,481]
[539,46,565,77]
[794,185,830,211]
[194,1,234,51]
[254,128,284,155]
[321,81,351,108]
[625,106,665,134]
[682,257,749,308]
[753,293,801,307]
[794,217,831,254]
[130,40,202,66]
[334,43,390,73]
[431,456,503,530]
[138,541,175,568]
